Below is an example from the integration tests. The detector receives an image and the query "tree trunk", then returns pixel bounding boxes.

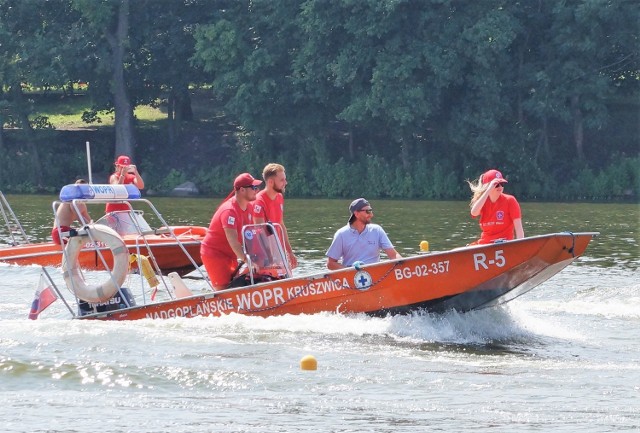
[10,84,43,186]
[571,94,585,160]
[400,137,410,171]
[348,126,354,160]
[105,0,135,159]
[0,88,5,152]
[0,115,5,152]
[535,115,550,162]
[176,86,193,122]
[167,86,191,149]
[167,91,176,148]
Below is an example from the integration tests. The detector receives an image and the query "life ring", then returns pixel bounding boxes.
[62,224,129,303]
[160,225,207,239]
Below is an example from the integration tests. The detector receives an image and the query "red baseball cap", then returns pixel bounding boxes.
[481,169,508,184]
[115,155,131,166]
[233,173,263,190]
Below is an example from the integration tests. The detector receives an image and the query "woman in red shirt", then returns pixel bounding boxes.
[105,155,145,213]
[468,169,524,245]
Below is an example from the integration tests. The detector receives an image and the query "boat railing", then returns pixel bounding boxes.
[230,223,292,287]
[0,191,30,246]
[50,183,211,317]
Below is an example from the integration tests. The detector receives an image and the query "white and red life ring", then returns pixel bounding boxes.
[62,224,129,303]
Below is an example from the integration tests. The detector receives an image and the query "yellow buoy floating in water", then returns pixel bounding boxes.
[419,240,430,252]
[300,355,317,371]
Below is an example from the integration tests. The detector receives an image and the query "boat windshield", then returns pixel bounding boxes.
[242,223,291,282]
[95,210,152,236]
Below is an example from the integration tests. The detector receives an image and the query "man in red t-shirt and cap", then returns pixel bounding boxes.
[200,173,262,290]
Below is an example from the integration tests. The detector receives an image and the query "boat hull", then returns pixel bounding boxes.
[77,232,597,321]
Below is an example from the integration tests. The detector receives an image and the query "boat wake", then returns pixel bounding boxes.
[125,306,548,349]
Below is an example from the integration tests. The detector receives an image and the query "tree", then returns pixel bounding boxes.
[129,0,221,147]
[72,0,136,159]
[0,0,82,186]
[517,0,640,163]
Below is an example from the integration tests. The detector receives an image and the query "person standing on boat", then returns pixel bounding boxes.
[252,163,298,269]
[326,198,401,270]
[52,179,92,245]
[105,155,145,213]
[468,169,524,244]
[200,173,262,290]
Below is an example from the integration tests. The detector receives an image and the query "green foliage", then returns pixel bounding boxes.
[153,169,187,194]
[311,158,355,198]
[30,116,54,130]
[0,0,637,203]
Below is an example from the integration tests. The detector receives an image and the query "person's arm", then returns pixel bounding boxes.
[513,218,524,239]
[224,227,246,262]
[383,247,401,259]
[78,204,92,225]
[327,256,344,270]
[326,229,345,270]
[252,200,266,224]
[128,165,145,189]
[470,180,500,217]
[282,224,297,269]
[108,172,121,185]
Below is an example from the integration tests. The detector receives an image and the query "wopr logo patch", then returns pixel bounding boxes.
[353,271,373,291]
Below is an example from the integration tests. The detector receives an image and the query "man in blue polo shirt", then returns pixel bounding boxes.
[326,198,402,270]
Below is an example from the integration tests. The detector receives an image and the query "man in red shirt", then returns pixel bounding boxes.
[252,163,297,269]
[468,169,524,244]
[200,173,262,290]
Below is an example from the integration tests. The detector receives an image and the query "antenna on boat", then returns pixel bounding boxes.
[86,141,93,184]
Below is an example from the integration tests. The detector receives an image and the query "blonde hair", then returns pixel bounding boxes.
[262,163,285,181]
[467,177,490,208]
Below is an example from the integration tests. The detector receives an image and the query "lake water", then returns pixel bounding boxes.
[0,195,638,432]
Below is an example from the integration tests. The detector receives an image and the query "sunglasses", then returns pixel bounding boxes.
[360,209,374,214]
[241,185,259,191]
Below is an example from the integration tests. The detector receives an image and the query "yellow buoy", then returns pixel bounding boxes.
[300,355,317,371]
[420,240,430,252]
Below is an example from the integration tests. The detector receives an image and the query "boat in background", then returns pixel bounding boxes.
[0,187,206,275]
[31,187,598,320]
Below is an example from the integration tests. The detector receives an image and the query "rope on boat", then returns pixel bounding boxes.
[236,261,402,314]
[561,231,576,257]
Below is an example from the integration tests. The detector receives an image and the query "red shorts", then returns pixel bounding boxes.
[51,225,71,245]
[201,252,238,289]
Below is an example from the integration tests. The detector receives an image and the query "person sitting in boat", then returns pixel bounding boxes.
[200,173,261,290]
[326,198,401,270]
[467,169,524,245]
[52,179,92,245]
[105,155,145,213]
[252,163,297,269]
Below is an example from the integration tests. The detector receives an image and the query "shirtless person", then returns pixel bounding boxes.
[52,179,92,245]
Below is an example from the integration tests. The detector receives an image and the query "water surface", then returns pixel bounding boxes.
[0,195,638,432]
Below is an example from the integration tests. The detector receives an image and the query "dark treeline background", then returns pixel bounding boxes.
[0,0,638,201]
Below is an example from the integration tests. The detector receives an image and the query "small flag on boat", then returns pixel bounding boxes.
[28,273,58,320]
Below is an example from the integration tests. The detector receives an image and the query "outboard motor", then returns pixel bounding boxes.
[77,287,136,316]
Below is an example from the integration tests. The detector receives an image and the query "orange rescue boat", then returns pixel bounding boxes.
[35,212,598,320]
[1,187,205,275]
